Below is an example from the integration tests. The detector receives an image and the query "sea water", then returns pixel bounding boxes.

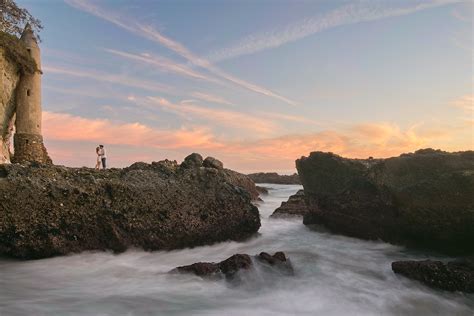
[1,184,473,315]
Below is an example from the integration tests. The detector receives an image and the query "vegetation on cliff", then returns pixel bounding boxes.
[0,31,36,73]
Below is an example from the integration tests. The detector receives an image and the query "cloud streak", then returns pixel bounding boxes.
[208,0,460,62]
[65,0,297,106]
[44,65,174,94]
[145,97,276,134]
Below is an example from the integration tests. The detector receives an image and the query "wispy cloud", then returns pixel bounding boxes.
[105,49,214,82]
[190,92,234,106]
[146,97,276,134]
[44,65,174,94]
[65,0,297,106]
[208,0,460,62]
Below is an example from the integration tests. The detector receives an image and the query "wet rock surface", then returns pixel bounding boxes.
[172,251,293,279]
[271,190,308,217]
[297,149,474,255]
[0,154,261,259]
[392,259,474,293]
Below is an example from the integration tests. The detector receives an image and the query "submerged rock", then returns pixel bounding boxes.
[247,172,301,184]
[0,154,261,259]
[271,190,308,217]
[296,149,474,255]
[172,251,293,279]
[392,259,474,293]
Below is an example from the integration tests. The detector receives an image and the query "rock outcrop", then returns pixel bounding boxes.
[172,251,293,279]
[392,259,474,293]
[247,172,301,184]
[0,154,261,259]
[296,149,474,255]
[271,190,308,217]
[224,168,260,201]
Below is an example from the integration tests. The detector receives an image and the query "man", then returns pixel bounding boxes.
[99,145,107,169]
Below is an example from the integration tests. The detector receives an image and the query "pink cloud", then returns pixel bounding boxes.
[43,111,219,149]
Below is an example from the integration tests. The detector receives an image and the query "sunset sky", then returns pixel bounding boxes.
[17,0,473,173]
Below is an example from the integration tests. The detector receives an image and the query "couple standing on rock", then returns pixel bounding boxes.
[95,145,107,170]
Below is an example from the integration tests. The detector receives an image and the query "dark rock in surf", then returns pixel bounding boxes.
[0,153,261,259]
[271,190,308,217]
[392,259,474,293]
[172,251,293,279]
[296,149,474,255]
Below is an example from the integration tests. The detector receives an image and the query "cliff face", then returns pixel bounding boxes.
[0,155,261,259]
[0,47,20,163]
[296,149,474,255]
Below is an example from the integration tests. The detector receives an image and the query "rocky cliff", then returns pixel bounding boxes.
[0,32,37,164]
[0,154,261,259]
[247,172,301,184]
[296,149,474,255]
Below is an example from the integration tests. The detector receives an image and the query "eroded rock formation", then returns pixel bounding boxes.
[0,154,261,259]
[296,149,474,255]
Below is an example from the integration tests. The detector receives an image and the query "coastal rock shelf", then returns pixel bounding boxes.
[296,149,474,255]
[0,154,261,259]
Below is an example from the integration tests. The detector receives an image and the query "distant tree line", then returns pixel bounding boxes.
[0,0,42,40]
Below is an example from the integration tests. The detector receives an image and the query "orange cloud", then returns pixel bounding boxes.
[41,112,471,172]
[43,112,219,149]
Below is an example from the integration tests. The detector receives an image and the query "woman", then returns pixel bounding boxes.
[95,146,101,170]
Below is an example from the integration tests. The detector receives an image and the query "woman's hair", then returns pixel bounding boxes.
[96,147,100,152]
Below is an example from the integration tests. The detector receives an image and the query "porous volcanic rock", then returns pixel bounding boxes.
[392,259,474,293]
[0,154,261,259]
[172,251,293,279]
[296,149,474,255]
[247,172,301,184]
[271,190,308,217]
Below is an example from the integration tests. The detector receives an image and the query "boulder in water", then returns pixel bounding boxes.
[172,251,293,279]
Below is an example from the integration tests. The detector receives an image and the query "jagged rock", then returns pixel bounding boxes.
[247,172,301,184]
[203,156,224,170]
[392,259,474,293]
[271,190,308,217]
[172,252,293,279]
[0,155,261,259]
[296,149,474,254]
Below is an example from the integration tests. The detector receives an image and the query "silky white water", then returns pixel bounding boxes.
[1,184,473,316]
